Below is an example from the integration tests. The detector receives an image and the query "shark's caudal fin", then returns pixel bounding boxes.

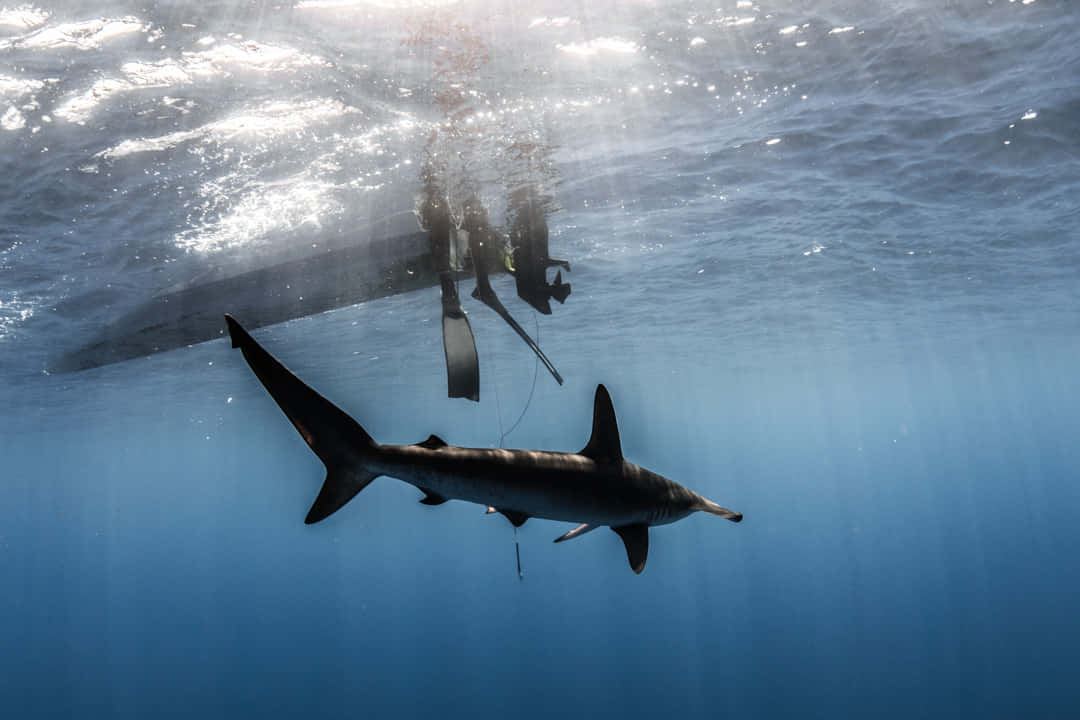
[224,315,380,524]
[306,468,380,524]
[580,384,622,463]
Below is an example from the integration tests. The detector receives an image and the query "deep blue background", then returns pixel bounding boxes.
[4,327,1078,717]
[2,0,1079,717]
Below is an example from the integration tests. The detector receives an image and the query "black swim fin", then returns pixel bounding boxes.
[471,273,563,386]
[439,274,480,401]
[550,270,571,304]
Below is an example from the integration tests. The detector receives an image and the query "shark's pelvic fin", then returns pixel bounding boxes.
[612,524,649,574]
[499,509,530,527]
[484,506,529,527]
[553,523,599,543]
[580,384,623,463]
[417,434,448,450]
[419,488,449,505]
[225,314,381,525]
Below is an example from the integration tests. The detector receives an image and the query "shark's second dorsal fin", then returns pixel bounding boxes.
[417,434,448,450]
[580,384,623,463]
[419,488,449,505]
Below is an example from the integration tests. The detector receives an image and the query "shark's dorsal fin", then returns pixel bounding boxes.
[612,524,649,574]
[580,384,623,463]
[417,434,448,450]
[418,488,448,505]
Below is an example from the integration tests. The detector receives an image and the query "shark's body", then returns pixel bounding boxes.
[225,314,741,573]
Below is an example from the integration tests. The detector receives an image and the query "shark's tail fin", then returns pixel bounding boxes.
[225,314,380,524]
[697,497,743,523]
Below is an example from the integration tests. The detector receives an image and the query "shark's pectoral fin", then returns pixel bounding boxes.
[612,523,649,574]
[553,523,598,543]
[306,470,380,524]
[418,488,449,505]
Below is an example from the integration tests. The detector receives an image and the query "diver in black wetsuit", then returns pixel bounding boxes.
[505,185,571,315]
[461,196,564,385]
[416,174,570,401]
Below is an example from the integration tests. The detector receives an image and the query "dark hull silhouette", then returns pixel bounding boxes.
[53,186,572,402]
[52,231,449,372]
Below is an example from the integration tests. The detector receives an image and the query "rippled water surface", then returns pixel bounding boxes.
[2,1,1079,717]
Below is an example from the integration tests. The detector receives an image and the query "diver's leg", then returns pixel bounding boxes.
[466,220,564,386]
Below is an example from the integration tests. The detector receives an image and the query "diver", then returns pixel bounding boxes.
[415,174,569,401]
[506,185,571,315]
[461,195,564,386]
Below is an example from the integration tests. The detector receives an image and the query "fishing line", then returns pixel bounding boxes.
[498,313,541,449]
[514,525,523,581]
[492,313,540,582]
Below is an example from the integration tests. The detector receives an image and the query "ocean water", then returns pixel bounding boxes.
[2,0,1079,716]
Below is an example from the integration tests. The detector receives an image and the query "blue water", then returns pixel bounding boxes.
[3,0,1080,716]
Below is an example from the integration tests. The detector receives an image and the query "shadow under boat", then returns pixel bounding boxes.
[52,188,572,402]
[51,229,440,373]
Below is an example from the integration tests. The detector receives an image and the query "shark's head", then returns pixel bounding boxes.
[582,383,743,530]
[644,481,742,526]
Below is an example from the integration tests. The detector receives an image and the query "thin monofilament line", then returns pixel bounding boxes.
[498,313,540,449]
[492,313,539,582]
[514,525,523,581]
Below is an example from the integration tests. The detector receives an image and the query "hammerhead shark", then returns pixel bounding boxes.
[225,314,742,573]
